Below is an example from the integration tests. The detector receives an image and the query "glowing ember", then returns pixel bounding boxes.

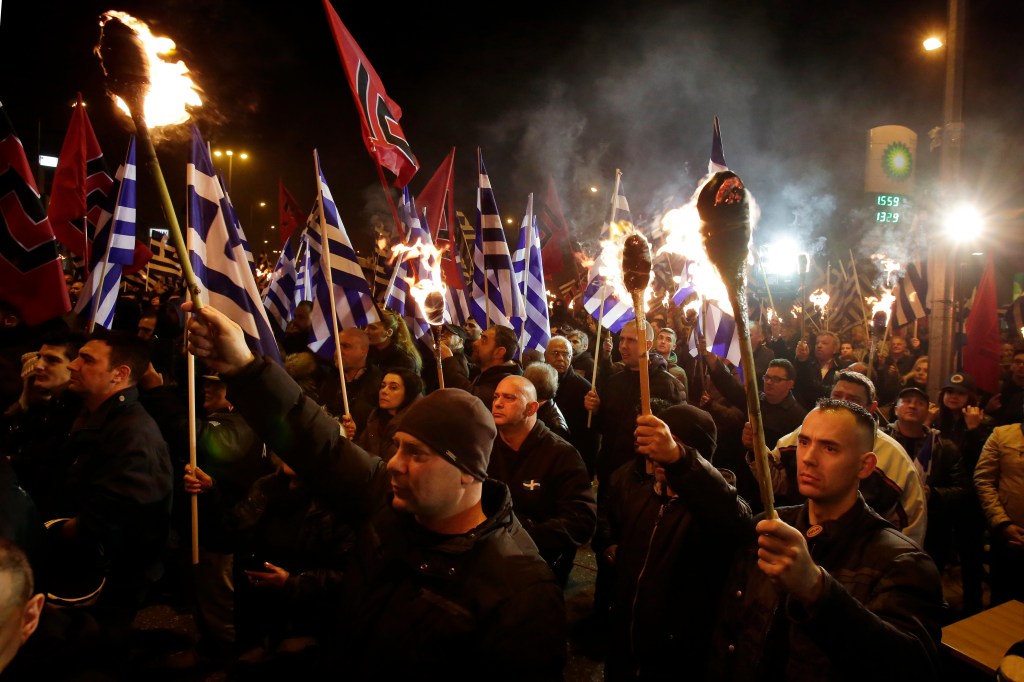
[791,304,803,317]
[808,288,830,312]
[100,11,203,127]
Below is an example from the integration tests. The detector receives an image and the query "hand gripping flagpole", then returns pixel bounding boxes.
[697,171,775,519]
[97,17,203,312]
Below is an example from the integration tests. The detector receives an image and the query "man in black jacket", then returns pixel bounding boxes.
[489,375,596,584]
[545,336,599,475]
[185,303,567,681]
[445,324,522,407]
[704,399,945,681]
[61,331,173,630]
[594,404,750,681]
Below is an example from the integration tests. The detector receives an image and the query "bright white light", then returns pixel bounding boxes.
[761,237,801,276]
[923,37,943,51]
[39,155,58,168]
[944,204,984,243]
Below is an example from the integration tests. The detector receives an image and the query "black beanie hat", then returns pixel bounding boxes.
[658,404,718,462]
[393,389,496,480]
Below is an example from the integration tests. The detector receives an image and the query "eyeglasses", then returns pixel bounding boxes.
[547,350,570,358]
[762,374,790,383]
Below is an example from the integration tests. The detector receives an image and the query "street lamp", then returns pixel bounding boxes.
[925,0,966,399]
[212,149,249,192]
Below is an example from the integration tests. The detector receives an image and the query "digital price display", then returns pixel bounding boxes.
[873,194,908,224]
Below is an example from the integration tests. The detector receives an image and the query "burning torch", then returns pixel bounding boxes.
[423,291,446,389]
[697,171,775,518]
[622,233,653,416]
[97,13,203,309]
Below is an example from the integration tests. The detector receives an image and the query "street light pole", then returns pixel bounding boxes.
[926,0,966,400]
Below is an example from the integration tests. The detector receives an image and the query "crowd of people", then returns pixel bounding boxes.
[1,273,1024,680]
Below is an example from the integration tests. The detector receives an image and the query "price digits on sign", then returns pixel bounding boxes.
[874,194,906,223]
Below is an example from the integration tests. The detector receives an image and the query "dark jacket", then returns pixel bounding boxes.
[59,387,173,611]
[368,341,419,374]
[226,358,567,681]
[355,405,409,462]
[883,423,969,567]
[793,358,840,410]
[323,364,384,433]
[2,389,82,519]
[595,446,751,681]
[488,421,596,577]
[554,367,600,474]
[710,497,945,681]
[572,350,595,378]
[445,360,523,408]
[536,400,571,441]
[594,353,687,486]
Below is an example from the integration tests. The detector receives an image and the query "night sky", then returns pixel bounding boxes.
[2,0,1023,277]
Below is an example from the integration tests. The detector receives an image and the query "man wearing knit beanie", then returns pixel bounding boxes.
[182,302,568,680]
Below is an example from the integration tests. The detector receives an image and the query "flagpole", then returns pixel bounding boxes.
[752,247,776,317]
[587,282,606,429]
[849,249,872,343]
[314,150,351,423]
[825,262,832,332]
[186,342,200,565]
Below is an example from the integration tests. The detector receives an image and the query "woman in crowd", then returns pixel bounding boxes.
[343,368,423,461]
[365,310,422,374]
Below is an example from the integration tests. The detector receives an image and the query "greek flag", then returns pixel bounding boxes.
[893,261,928,327]
[687,299,741,366]
[74,137,137,329]
[263,229,304,332]
[148,233,182,280]
[583,275,635,334]
[221,183,256,277]
[470,148,523,329]
[609,172,634,238]
[187,127,281,363]
[307,153,378,357]
[511,193,550,352]
[383,188,433,344]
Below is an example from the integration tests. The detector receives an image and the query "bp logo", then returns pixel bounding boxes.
[882,142,913,180]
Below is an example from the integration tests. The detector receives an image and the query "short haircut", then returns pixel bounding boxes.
[547,336,573,357]
[296,300,313,313]
[40,328,86,361]
[813,398,877,453]
[492,325,519,362]
[657,327,677,344]
[382,367,425,412]
[523,362,559,401]
[767,358,795,381]
[817,331,839,347]
[832,369,876,404]
[0,538,34,608]
[566,329,589,351]
[521,348,545,368]
[90,329,152,384]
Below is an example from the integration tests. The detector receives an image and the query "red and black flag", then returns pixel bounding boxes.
[538,176,583,302]
[322,0,419,188]
[0,103,71,325]
[278,179,306,245]
[47,94,114,267]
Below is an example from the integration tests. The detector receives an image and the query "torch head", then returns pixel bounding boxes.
[621,233,653,293]
[97,15,150,114]
[424,291,445,327]
[697,171,751,282]
[872,310,888,336]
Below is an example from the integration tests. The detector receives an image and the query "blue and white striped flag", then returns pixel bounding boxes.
[263,229,304,333]
[187,127,281,363]
[583,275,635,334]
[893,261,928,327]
[470,149,523,329]
[512,193,550,352]
[307,153,379,357]
[609,171,634,239]
[687,299,741,366]
[74,137,138,329]
[383,189,433,344]
[221,182,256,277]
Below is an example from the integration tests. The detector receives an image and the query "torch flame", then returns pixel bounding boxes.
[393,239,448,325]
[766,307,777,324]
[809,288,830,312]
[871,253,902,288]
[865,289,896,323]
[100,10,203,127]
